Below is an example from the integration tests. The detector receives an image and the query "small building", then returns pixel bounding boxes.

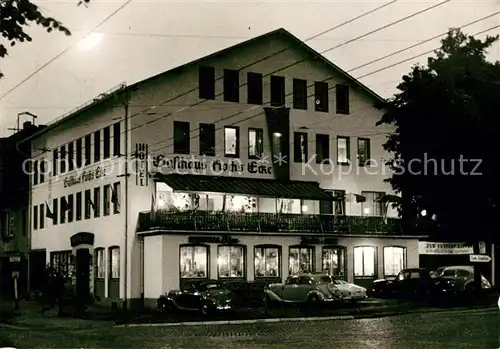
[24,28,422,308]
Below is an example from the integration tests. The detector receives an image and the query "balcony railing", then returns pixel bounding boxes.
[137,210,402,235]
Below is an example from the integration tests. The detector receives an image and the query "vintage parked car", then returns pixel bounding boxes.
[263,273,367,308]
[371,268,443,300]
[157,280,240,316]
[438,265,492,294]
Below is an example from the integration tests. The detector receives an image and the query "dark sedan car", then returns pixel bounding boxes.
[157,280,240,316]
[371,268,444,300]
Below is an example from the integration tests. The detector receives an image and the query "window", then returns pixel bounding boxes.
[112,182,121,214]
[199,66,215,99]
[224,126,239,157]
[180,245,208,279]
[52,149,58,176]
[315,81,329,112]
[336,84,350,114]
[217,245,245,278]
[384,246,406,277]
[84,189,92,219]
[68,142,74,171]
[293,78,307,110]
[76,192,82,221]
[93,187,100,217]
[289,246,314,274]
[173,121,190,154]
[33,160,38,185]
[60,196,67,224]
[75,139,83,168]
[33,205,38,230]
[199,123,216,156]
[113,122,121,156]
[247,72,263,105]
[109,247,120,279]
[93,131,101,164]
[51,251,74,276]
[95,248,105,279]
[270,75,285,107]
[322,247,345,277]
[39,160,45,183]
[60,145,67,173]
[333,190,346,216]
[223,69,239,103]
[361,191,385,216]
[103,126,111,159]
[39,204,45,229]
[354,246,376,277]
[337,136,350,164]
[357,138,371,166]
[254,246,280,278]
[84,134,91,165]
[67,194,74,222]
[315,134,330,164]
[103,185,110,216]
[293,132,308,163]
[52,198,58,225]
[248,128,264,159]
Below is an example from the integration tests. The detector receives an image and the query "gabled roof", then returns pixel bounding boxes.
[21,28,386,144]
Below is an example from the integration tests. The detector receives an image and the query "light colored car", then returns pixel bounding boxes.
[264,273,367,306]
[438,265,491,293]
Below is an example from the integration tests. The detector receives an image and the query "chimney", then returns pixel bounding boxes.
[22,121,32,130]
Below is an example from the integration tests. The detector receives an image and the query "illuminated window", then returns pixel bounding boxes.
[218,245,245,278]
[109,247,120,279]
[384,246,406,276]
[224,126,239,157]
[354,246,376,277]
[180,245,208,279]
[248,128,264,159]
[289,246,314,275]
[254,246,280,278]
[337,136,350,164]
[95,248,105,279]
[361,191,385,216]
[322,247,345,277]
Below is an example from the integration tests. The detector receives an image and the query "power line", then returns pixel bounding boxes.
[0,0,133,101]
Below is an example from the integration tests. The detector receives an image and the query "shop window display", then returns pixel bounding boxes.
[322,247,345,277]
[180,245,208,278]
[383,246,406,276]
[218,245,245,278]
[289,247,314,274]
[254,246,280,277]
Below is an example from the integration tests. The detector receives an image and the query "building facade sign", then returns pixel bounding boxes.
[418,241,473,255]
[152,155,272,176]
[136,143,149,186]
[63,167,106,188]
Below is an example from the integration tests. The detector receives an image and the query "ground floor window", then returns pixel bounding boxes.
[218,245,245,278]
[95,248,105,279]
[383,246,406,277]
[289,246,314,275]
[180,245,208,278]
[322,247,345,277]
[50,250,74,276]
[109,247,120,279]
[354,246,376,277]
[254,246,280,278]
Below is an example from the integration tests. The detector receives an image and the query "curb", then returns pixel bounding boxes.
[115,315,356,327]
[353,305,498,320]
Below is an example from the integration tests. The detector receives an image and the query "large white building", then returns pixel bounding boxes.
[25,28,420,308]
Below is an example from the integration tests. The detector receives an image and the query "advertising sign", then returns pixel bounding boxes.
[418,241,473,255]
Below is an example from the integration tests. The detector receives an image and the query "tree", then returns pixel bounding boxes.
[0,0,89,78]
[377,28,500,293]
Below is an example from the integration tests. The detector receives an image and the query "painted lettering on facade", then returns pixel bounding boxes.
[152,155,272,176]
[136,143,149,186]
[63,167,106,188]
[418,241,473,255]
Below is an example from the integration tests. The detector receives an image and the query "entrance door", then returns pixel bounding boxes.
[29,250,46,294]
[75,249,91,303]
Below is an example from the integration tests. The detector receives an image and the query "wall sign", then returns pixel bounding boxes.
[418,241,473,255]
[63,167,106,188]
[188,236,239,244]
[136,143,149,186]
[152,155,272,176]
[301,237,338,245]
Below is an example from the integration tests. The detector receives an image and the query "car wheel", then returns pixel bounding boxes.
[307,294,321,308]
[465,283,476,295]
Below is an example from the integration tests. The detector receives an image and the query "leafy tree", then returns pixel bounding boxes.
[378,29,500,292]
[0,0,89,77]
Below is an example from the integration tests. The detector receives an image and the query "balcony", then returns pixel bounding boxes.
[137,210,402,235]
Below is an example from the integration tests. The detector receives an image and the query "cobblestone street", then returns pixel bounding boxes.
[1,307,499,348]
